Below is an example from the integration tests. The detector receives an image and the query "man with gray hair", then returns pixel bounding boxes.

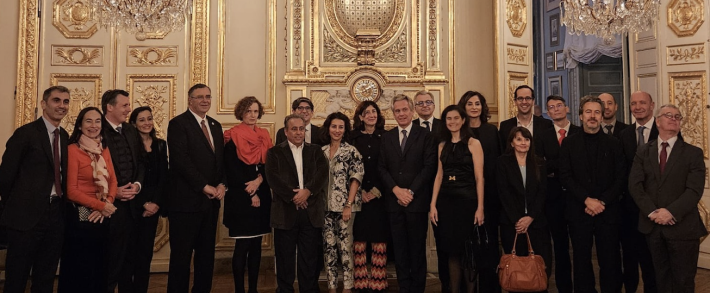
[628,104,706,293]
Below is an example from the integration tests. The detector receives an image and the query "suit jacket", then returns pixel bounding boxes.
[628,139,707,239]
[559,131,626,223]
[499,115,553,157]
[165,110,226,212]
[0,118,68,231]
[620,122,659,168]
[412,117,444,142]
[496,153,547,228]
[378,124,437,213]
[265,141,329,229]
[103,121,146,185]
[275,124,323,146]
[611,120,628,139]
[538,124,582,201]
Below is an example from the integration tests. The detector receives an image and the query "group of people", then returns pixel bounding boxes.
[0,83,705,293]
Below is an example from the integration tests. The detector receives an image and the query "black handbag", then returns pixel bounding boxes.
[462,224,489,281]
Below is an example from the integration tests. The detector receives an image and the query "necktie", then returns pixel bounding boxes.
[660,142,669,173]
[637,126,646,146]
[400,129,408,152]
[201,119,214,151]
[605,125,613,135]
[558,129,566,146]
[423,121,431,132]
[116,125,122,134]
[53,128,62,197]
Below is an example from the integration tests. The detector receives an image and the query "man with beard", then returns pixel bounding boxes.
[560,95,625,293]
[599,93,628,138]
[499,85,552,155]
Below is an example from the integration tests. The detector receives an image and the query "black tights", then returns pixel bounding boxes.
[448,256,475,293]
[232,236,263,293]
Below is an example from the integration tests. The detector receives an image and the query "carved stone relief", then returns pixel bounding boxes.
[323,29,357,63]
[126,74,178,140]
[507,72,529,119]
[506,44,527,65]
[128,46,178,66]
[53,0,98,39]
[506,0,527,38]
[667,0,704,37]
[668,71,708,158]
[52,45,103,66]
[667,43,706,65]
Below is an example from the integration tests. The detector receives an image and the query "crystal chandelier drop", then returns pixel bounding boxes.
[561,0,660,42]
[91,0,192,40]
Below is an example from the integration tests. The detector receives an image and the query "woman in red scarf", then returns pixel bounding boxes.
[223,96,273,293]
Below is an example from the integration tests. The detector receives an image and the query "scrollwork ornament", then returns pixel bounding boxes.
[668,45,705,63]
[669,72,708,158]
[506,0,527,38]
[375,31,407,63]
[61,87,94,135]
[667,0,704,37]
[323,30,357,63]
[129,47,177,66]
[54,47,101,65]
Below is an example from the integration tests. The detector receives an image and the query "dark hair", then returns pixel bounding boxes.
[43,86,70,102]
[68,107,106,148]
[457,91,491,123]
[353,101,385,131]
[505,126,540,180]
[320,112,352,144]
[291,97,314,111]
[579,95,604,115]
[129,106,157,140]
[283,114,304,128]
[514,85,535,101]
[101,89,130,113]
[546,95,565,106]
[188,83,210,98]
[439,105,473,143]
[233,96,264,120]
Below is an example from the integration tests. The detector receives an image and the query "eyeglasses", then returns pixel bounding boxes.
[547,103,565,110]
[515,97,534,102]
[296,106,312,111]
[415,100,435,106]
[190,95,211,100]
[659,112,683,121]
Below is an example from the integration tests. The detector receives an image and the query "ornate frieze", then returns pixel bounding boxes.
[428,0,438,67]
[667,0,704,37]
[375,31,407,64]
[668,71,708,158]
[506,44,527,65]
[53,0,98,39]
[52,45,103,66]
[667,43,706,65]
[128,46,178,66]
[506,0,527,37]
[293,0,303,67]
[323,29,357,63]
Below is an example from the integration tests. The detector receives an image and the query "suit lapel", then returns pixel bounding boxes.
[186,112,215,153]
[660,141,683,184]
[34,119,55,165]
[402,125,419,155]
[647,142,662,184]
[281,144,299,182]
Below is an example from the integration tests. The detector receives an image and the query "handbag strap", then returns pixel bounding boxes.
[510,232,536,255]
[474,225,489,245]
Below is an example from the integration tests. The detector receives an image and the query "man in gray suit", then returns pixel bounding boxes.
[628,104,707,293]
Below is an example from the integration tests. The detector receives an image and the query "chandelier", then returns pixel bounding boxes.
[561,0,660,42]
[91,0,192,40]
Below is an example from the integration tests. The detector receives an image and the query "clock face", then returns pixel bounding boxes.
[351,77,381,102]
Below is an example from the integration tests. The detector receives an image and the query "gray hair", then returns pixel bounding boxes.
[283,114,305,128]
[391,94,414,111]
[578,95,604,115]
[656,104,681,117]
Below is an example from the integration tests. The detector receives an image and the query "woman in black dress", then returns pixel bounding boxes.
[223,96,273,293]
[457,91,502,292]
[126,106,169,293]
[429,105,485,293]
[351,101,390,292]
[496,127,552,293]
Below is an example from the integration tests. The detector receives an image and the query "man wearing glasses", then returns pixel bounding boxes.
[276,97,323,146]
[628,104,706,293]
[498,85,553,153]
[412,90,443,139]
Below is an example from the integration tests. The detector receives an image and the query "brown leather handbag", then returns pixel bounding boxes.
[497,232,548,292]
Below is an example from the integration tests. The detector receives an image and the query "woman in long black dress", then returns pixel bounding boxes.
[351,101,390,292]
[457,91,501,292]
[429,105,485,293]
[496,127,552,293]
[223,96,273,293]
[126,106,169,293]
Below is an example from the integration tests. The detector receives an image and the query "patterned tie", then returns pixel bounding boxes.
[201,119,214,151]
[423,121,431,132]
[660,142,669,173]
[605,125,613,135]
[53,128,62,197]
[116,125,122,134]
[400,129,408,152]
[637,126,646,146]
[558,129,566,146]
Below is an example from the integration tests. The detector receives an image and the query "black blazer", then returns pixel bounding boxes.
[538,124,582,202]
[496,153,547,228]
[611,120,628,139]
[0,118,68,231]
[275,124,323,146]
[265,141,329,229]
[498,115,553,157]
[628,139,707,239]
[412,117,444,141]
[620,122,659,168]
[378,124,437,213]
[165,111,226,212]
[559,131,626,223]
[103,121,146,185]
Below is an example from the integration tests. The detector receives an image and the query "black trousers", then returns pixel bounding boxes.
[118,213,160,293]
[232,236,263,293]
[167,208,219,293]
[389,211,428,293]
[620,206,656,293]
[107,201,135,293]
[569,219,622,293]
[4,200,64,293]
[499,224,553,293]
[646,229,700,293]
[273,209,322,293]
[545,196,573,293]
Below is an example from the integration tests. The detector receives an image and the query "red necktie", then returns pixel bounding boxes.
[558,129,566,146]
[53,128,62,197]
[660,142,669,173]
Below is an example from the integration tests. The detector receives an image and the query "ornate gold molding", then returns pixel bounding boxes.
[428,0,438,68]
[667,43,706,65]
[668,71,708,159]
[323,29,357,63]
[323,0,406,49]
[667,0,704,37]
[154,218,169,251]
[49,74,103,134]
[53,0,98,39]
[128,46,178,66]
[190,0,210,85]
[507,72,528,119]
[506,44,527,65]
[52,45,103,66]
[126,74,178,140]
[293,0,303,67]
[375,31,407,63]
[506,0,526,38]
[16,0,40,127]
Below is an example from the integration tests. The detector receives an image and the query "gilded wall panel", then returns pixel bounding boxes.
[666,43,706,65]
[506,44,527,65]
[668,71,708,158]
[49,73,102,135]
[52,0,98,39]
[506,72,528,119]
[190,0,209,85]
[52,45,103,66]
[126,74,178,140]
[505,0,526,38]
[16,0,40,127]
[667,0,705,37]
[153,218,169,252]
[127,46,178,67]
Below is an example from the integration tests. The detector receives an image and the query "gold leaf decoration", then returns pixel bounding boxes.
[668,45,704,62]
[669,72,708,158]
[54,48,101,65]
[61,87,94,135]
[134,85,169,139]
[375,31,407,63]
[506,0,527,37]
[129,47,177,65]
[323,30,356,63]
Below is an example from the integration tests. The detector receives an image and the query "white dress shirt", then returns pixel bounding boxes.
[657,135,678,163]
[418,116,435,132]
[553,120,572,141]
[288,140,305,189]
[516,117,535,136]
[634,117,655,145]
[305,123,312,144]
[397,123,414,146]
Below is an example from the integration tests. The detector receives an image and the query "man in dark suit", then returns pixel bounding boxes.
[0,86,70,293]
[165,84,227,293]
[100,89,146,293]
[266,114,329,293]
[559,95,625,293]
[378,94,437,293]
[499,85,553,156]
[619,91,658,293]
[537,95,580,293]
[599,93,628,138]
[628,104,706,293]
[275,97,323,146]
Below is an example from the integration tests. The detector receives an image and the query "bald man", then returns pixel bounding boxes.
[599,93,628,139]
